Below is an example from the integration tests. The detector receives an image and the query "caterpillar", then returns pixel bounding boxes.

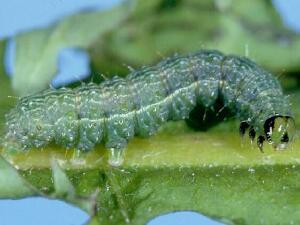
[4,50,296,166]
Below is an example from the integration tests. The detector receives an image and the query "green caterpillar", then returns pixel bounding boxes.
[4,50,296,166]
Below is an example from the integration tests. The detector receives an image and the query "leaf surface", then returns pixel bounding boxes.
[12,2,131,96]
[0,86,300,225]
[1,1,300,224]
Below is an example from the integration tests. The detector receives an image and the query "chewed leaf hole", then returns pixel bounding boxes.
[147,211,226,225]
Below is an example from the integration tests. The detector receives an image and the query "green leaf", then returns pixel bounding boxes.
[1,1,300,224]
[50,159,97,214]
[0,88,300,224]
[0,40,17,127]
[51,159,76,198]
[12,1,132,96]
[90,0,300,76]
[0,40,6,78]
[0,155,34,198]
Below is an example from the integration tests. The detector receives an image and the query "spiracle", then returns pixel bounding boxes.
[4,50,296,166]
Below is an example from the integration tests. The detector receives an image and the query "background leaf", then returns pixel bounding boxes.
[89,0,300,77]
[12,1,132,96]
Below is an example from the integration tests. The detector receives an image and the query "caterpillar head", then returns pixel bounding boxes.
[264,116,296,150]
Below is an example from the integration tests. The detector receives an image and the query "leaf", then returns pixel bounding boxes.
[51,159,76,198]
[86,216,102,225]
[1,1,300,224]
[51,160,97,215]
[0,155,34,198]
[0,88,300,224]
[0,40,6,78]
[89,0,300,77]
[0,40,16,127]
[12,1,132,96]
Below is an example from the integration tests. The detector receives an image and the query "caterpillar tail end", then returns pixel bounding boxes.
[108,148,125,167]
